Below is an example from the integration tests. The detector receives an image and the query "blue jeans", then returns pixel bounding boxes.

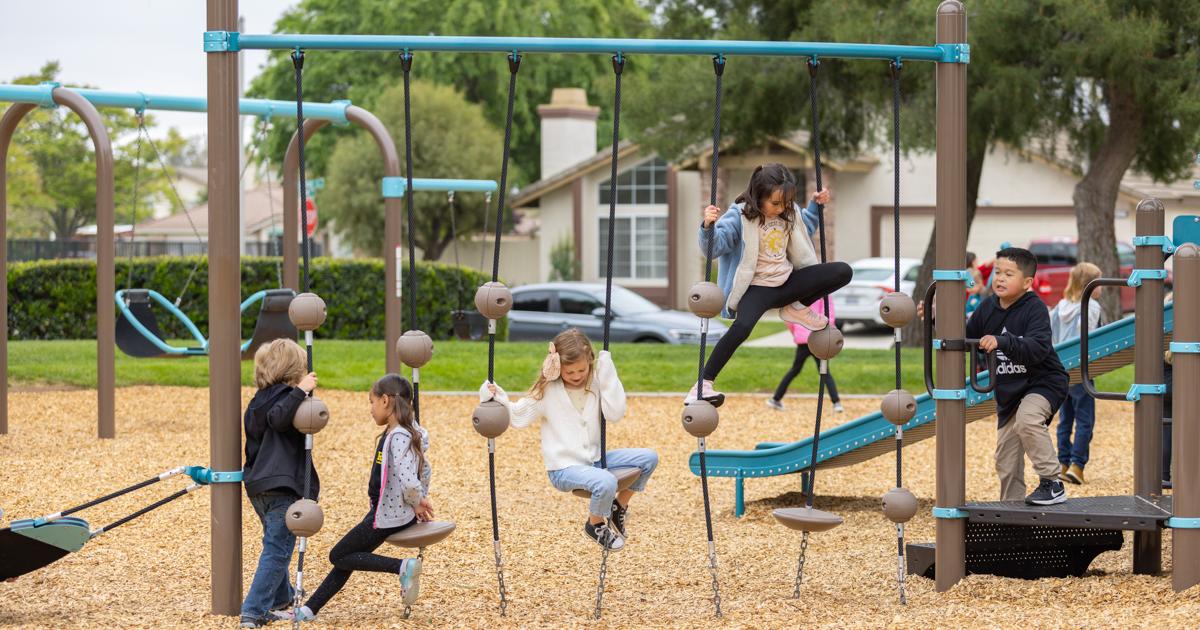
[547,448,659,517]
[241,492,297,620]
[1056,383,1095,467]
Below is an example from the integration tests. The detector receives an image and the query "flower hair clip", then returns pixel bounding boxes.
[541,342,562,380]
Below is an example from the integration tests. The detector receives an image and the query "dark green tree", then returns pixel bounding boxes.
[323,80,505,259]
[246,0,653,183]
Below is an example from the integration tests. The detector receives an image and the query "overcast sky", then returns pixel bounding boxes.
[1,1,298,140]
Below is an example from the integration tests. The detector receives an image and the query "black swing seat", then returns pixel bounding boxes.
[0,517,91,580]
[386,521,456,548]
[451,309,488,341]
[115,289,206,358]
[571,467,642,499]
[240,289,299,360]
[772,506,843,533]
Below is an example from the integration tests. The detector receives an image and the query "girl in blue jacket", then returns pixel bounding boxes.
[686,163,852,405]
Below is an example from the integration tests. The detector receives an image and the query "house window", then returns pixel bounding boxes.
[598,216,667,279]
[598,158,668,205]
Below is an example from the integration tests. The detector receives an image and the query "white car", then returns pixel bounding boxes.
[832,257,921,328]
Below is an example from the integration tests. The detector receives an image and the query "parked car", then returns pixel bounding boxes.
[506,282,728,344]
[1025,238,1163,312]
[832,257,922,328]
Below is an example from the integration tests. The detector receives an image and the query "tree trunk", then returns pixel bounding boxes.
[901,132,988,348]
[1073,84,1143,324]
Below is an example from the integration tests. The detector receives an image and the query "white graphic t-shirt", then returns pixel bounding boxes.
[752,217,792,287]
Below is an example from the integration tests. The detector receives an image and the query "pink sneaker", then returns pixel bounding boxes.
[684,379,725,407]
[780,302,828,331]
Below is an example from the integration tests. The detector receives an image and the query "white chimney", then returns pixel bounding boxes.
[537,88,599,180]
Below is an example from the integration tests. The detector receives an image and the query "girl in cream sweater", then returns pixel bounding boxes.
[483,328,658,551]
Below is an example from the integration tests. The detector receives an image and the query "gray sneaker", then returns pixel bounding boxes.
[584,520,625,551]
[766,398,785,411]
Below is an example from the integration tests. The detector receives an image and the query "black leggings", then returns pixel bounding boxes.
[772,344,840,402]
[703,262,852,382]
[305,511,415,614]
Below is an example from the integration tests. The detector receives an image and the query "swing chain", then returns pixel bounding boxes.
[792,531,810,598]
[494,542,509,616]
[707,542,723,616]
[593,545,611,619]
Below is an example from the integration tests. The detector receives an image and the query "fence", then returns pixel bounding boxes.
[6,239,323,261]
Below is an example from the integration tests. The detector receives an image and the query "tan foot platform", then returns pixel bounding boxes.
[571,467,641,499]
[386,521,456,548]
[772,507,843,533]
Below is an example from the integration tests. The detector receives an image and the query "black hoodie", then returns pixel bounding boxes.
[243,383,320,499]
[966,291,1069,428]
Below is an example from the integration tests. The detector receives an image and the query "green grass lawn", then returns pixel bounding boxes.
[7,339,1136,397]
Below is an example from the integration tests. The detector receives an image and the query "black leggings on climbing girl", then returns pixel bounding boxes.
[304,511,415,614]
[703,262,852,382]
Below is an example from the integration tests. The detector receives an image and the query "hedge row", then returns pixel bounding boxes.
[8,256,504,341]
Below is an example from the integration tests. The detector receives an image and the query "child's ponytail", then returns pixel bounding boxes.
[372,373,425,476]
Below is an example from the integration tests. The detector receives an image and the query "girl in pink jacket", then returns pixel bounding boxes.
[767,298,843,413]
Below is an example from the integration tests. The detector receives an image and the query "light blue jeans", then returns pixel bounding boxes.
[547,448,659,517]
[241,492,297,621]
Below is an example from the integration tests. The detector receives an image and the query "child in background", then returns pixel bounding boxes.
[240,339,319,628]
[687,163,852,406]
[286,374,430,622]
[767,298,844,413]
[967,247,1070,505]
[484,328,658,551]
[1049,262,1103,484]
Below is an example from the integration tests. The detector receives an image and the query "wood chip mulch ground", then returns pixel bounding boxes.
[1,386,1197,628]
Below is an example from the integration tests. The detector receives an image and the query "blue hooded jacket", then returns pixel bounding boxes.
[697,199,821,318]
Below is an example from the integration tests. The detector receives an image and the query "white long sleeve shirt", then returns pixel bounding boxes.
[480,351,626,471]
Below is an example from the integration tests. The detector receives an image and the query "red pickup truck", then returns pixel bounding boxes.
[1027,238,1139,312]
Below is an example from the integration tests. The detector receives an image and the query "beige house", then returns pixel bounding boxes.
[492,88,1199,309]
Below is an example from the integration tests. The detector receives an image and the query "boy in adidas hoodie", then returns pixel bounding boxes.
[967,247,1069,505]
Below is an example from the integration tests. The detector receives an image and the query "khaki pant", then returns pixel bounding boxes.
[996,393,1061,501]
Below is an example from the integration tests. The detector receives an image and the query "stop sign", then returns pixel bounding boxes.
[305,198,318,236]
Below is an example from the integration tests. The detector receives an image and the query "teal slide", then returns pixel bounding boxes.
[689,303,1175,517]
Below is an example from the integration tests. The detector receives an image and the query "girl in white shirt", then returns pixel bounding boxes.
[483,328,658,551]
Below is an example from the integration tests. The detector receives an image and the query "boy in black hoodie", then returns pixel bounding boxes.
[240,339,319,628]
[967,247,1069,505]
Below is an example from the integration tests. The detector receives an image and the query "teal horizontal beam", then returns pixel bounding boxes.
[229,33,961,63]
[381,177,498,198]
[0,84,351,124]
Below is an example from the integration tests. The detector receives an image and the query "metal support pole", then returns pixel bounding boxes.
[1172,243,1200,592]
[207,0,243,615]
[0,103,37,436]
[280,107,401,372]
[1133,198,1165,575]
[932,0,968,593]
[52,89,116,440]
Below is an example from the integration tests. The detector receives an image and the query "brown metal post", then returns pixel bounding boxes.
[51,89,116,440]
[0,103,37,436]
[281,108,401,372]
[1,94,114,439]
[207,0,242,615]
[933,0,968,592]
[344,106,403,374]
[1172,243,1200,591]
[1133,198,1165,575]
[283,119,330,292]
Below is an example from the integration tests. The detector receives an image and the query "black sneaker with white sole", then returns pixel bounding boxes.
[1025,478,1067,505]
[584,520,625,551]
[608,500,628,538]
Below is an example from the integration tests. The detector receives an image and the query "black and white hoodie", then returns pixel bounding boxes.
[966,291,1069,428]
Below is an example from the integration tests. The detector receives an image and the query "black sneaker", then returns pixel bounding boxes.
[608,500,628,538]
[1025,478,1067,505]
[238,617,267,629]
[584,520,624,551]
